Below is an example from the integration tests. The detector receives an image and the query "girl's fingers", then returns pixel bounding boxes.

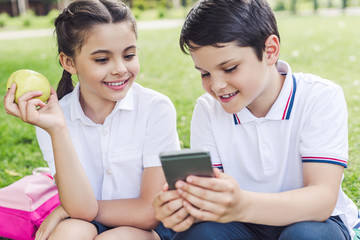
[4,83,20,117]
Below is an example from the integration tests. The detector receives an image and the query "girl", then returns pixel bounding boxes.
[4,0,180,239]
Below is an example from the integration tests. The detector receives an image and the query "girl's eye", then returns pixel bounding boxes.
[224,66,237,73]
[95,58,108,64]
[124,54,136,60]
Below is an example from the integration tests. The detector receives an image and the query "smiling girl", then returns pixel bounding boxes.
[4,0,180,239]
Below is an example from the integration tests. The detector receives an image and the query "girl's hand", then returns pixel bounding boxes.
[4,84,66,133]
[35,205,69,240]
[153,184,195,232]
[177,168,244,223]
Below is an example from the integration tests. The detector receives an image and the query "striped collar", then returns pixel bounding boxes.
[233,60,297,125]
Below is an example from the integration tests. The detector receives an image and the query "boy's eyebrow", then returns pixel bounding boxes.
[90,45,137,55]
[217,59,235,67]
[194,58,236,70]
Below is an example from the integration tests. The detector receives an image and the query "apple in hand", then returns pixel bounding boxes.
[6,69,51,104]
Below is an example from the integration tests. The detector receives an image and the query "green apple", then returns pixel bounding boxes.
[6,69,51,104]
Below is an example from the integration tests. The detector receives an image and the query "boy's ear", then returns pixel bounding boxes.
[59,52,77,75]
[264,35,280,65]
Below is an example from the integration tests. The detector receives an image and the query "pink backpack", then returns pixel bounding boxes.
[0,169,60,240]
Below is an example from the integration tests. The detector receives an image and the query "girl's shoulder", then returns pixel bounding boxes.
[132,82,174,105]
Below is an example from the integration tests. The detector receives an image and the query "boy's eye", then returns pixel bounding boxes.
[224,66,237,73]
[201,72,210,78]
[95,58,108,64]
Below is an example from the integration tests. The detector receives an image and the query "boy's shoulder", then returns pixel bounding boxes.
[294,72,343,97]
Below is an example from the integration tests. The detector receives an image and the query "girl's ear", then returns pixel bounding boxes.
[59,52,77,75]
[264,35,280,65]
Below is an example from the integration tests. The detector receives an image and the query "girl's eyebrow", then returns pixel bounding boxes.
[124,45,137,52]
[90,45,137,55]
[91,49,111,55]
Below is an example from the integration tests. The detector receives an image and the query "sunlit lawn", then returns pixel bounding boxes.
[0,14,359,208]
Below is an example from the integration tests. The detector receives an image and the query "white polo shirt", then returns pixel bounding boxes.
[36,82,180,200]
[190,60,358,235]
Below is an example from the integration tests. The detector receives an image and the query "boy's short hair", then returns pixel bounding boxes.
[180,0,280,61]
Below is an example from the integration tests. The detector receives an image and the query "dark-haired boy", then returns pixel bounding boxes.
[153,0,358,239]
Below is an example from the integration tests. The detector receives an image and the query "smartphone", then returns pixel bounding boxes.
[160,149,214,190]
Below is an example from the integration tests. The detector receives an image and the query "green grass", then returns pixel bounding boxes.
[0,15,359,209]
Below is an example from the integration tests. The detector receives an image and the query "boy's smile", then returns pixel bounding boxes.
[190,41,283,117]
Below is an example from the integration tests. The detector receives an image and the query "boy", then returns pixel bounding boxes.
[153,0,358,239]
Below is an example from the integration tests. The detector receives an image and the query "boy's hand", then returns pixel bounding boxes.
[176,168,244,223]
[153,183,196,232]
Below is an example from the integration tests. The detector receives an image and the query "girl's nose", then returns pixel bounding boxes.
[112,60,127,76]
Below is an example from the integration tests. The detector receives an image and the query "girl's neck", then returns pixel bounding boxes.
[79,92,116,125]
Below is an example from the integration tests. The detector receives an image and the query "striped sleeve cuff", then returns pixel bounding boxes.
[212,163,223,170]
[302,156,347,168]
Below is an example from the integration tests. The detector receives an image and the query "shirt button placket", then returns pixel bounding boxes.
[99,126,110,199]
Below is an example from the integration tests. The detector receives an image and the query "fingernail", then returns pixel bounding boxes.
[176,181,183,188]
[187,176,193,183]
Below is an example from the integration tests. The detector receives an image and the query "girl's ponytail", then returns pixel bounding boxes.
[56,70,74,100]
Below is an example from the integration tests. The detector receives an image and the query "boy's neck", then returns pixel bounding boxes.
[247,69,285,118]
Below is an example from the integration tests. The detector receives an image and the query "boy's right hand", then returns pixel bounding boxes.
[153,183,196,232]
[4,83,66,134]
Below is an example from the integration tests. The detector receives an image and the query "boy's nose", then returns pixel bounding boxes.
[211,77,227,93]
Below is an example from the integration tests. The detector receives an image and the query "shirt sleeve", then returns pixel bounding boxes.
[190,96,222,168]
[35,126,56,176]
[299,83,348,167]
[142,96,181,168]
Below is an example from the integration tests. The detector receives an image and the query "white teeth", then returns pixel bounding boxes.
[222,92,237,98]
[105,81,125,86]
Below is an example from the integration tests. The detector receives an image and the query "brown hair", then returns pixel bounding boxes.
[54,0,137,99]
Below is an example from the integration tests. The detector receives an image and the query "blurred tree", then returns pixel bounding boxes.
[314,0,318,12]
[290,0,297,14]
[18,0,28,15]
[342,0,347,8]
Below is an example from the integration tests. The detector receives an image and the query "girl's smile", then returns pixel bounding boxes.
[103,79,130,90]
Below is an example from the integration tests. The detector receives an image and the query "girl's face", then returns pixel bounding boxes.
[190,41,276,115]
[73,22,139,107]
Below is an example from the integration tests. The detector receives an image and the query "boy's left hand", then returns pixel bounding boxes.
[176,168,243,223]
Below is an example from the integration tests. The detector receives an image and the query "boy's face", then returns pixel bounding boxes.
[190,41,274,115]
